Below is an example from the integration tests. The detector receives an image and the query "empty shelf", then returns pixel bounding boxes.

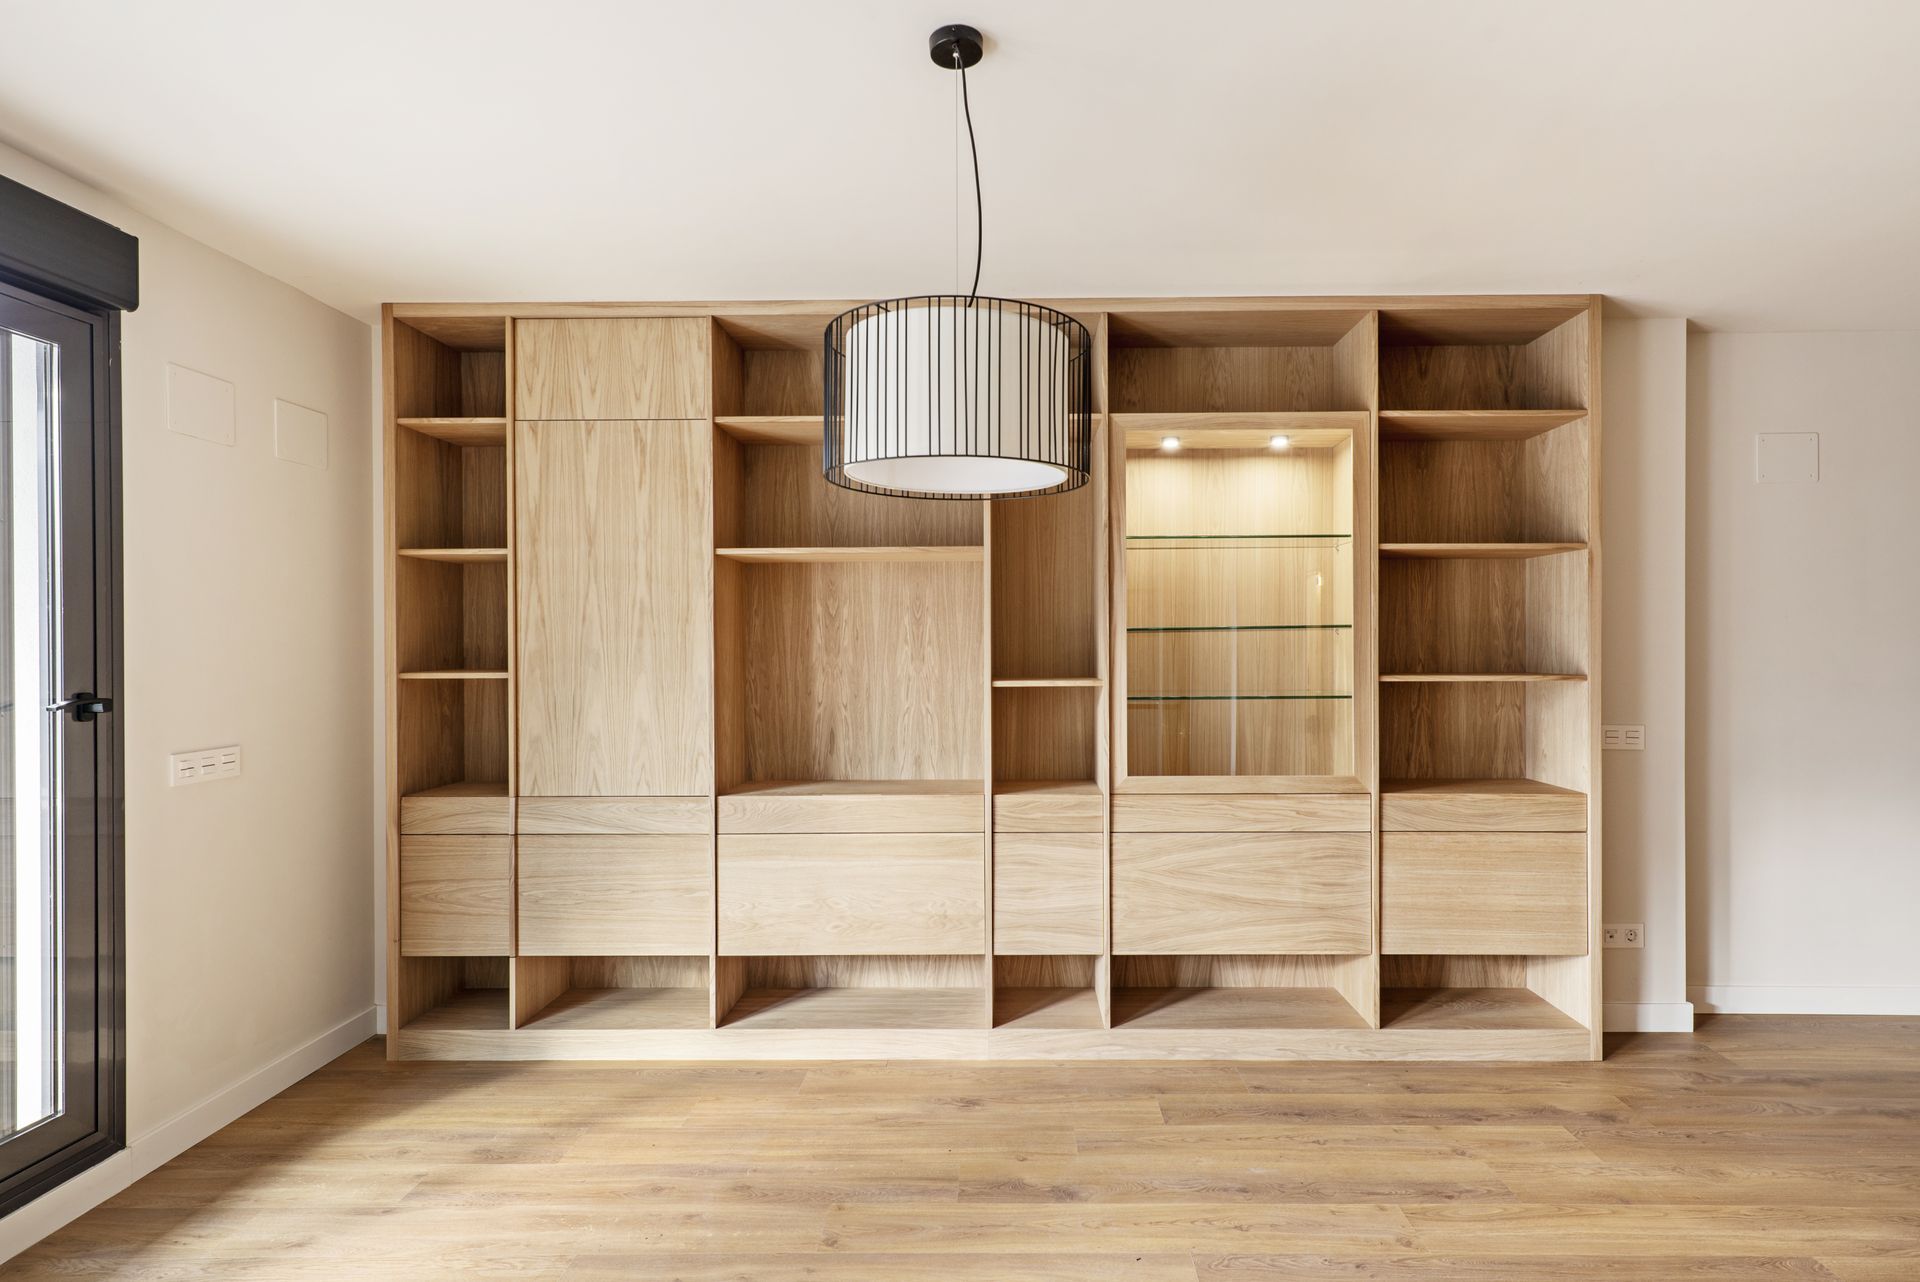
[398,670,510,681]
[994,988,1104,1030]
[993,677,1103,688]
[1380,673,1585,683]
[1382,987,1584,1032]
[717,546,984,564]
[720,987,981,1030]
[1114,411,1365,450]
[1112,986,1368,1031]
[715,415,823,446]
[1378,410,1586,441]
[722,779,981,798]
[1381,543,1586,559]
[403,988,507,1032]
[396,416,507,446]
[397,547,508,563]
[520,987,709,1031]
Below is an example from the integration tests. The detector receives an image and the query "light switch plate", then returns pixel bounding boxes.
[1602,724,1645,750]
[169,745,241,786]
[1755,432,1818,483]
[167,363,236,446]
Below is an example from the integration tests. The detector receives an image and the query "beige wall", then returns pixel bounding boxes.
[1686,331,1920,1013]
[1599,319,1691,1029]
[0,143,376,1139]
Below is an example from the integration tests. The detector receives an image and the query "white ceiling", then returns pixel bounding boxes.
[3,0,1916,331]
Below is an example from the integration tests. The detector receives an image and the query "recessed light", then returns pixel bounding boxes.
[1160,436,1181,451]
[1269,434,1291,450]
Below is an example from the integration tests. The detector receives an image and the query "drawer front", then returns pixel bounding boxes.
[720,789,982,834]
[1383,785,1587,832]
[514,318,708,419]
[994,833,1104,954]
[718,833,984,955]
[1112,833,1370,954]
[400,836,511,956]
[1382,832,1588,955]
[518,796,709,835]
[1112,793,1368,833]
[994,789,1104,833]
[399,789,511,836]
[517,835,710,955]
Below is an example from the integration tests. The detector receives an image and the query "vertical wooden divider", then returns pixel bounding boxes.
[708,319,745,1029]
[981,500,996,1028]
[1350,311,1384,1029]
[1091,315,1114,1028]
[380,307,404,1052]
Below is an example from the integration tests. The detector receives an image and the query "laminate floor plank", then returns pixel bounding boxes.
[7,1016,1920,1279]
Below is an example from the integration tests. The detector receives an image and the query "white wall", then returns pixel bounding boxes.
[0,143,375,1256]
[1599,319,1692,1031]
[1687,331,1920,1013]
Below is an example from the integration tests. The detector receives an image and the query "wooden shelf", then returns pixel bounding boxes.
[993,988,1104,1030]
[398,670,511,681]
[1382,987,1584,1032]
[1384,778,1585,800]
[402,988,506,1032]
[722,779,981,799]
[1379,410,1586,441]
[1381,542,1586,560]
[1114,411,1364,451]
[397,547,508,563]
[1111,987,1368,1031]
[716,546,984,564]
[720,987,982,1030]
[519,987,709,1031]
[992,677,1103,689]
[994,779,1100,797]
[1381,673,1586,684]
[397,416,507,446]
[715,415,822,446]
[403,780,507,800]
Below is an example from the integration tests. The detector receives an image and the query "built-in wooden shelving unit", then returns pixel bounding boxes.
[384,295,1602,1062]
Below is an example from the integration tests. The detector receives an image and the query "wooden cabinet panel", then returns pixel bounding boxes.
[1112,833,1370,954]
[399,786,510,835]
[719,784,982,834]
[994,833,1104,954]
[518,796,709,835]
[518,419,711,796]
[1383,780,1587,832]
[400,836,511,956]
[517,835,711,956]
[515,319,708,420]
[1112,793,1368,833]
[993,785,1104,832]
[1382,832,1588,955]
[718,833,984,955]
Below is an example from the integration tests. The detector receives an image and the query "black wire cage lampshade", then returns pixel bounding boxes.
[824,296,1091,500]
[821,24,1094,501]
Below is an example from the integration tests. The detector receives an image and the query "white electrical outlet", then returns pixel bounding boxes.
[169,745,241,786]
[1602,923,1645,949]
[1602,724,1645,750]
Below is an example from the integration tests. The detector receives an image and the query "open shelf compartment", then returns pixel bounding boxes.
[993,957,1104,1030]
[512,956,710,1031]
[396,956,508,1032]
[1381,956,1590,1032]
[1110,955,1372,1030]
[717,956,985,1030]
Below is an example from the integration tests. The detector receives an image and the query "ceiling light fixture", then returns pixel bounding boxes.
[1161,436,1181,452]
[1269,434,1291,450]
[823,24,1092,500]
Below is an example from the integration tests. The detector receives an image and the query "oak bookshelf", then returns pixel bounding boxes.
[384,294,1602,1061]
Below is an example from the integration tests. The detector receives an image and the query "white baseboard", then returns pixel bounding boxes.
[1689,984,1920,1015]
[0,1007,377,1264]
[1603,1000,1695,1033]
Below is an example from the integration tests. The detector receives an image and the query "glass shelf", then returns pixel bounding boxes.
[1128,623,1352,633]
[1128,693,1353,702]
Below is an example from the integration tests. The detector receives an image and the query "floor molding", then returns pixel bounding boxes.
[1603,1000,1695,1033]
[0,1007,376,1264]
[1690,984,1920,1016]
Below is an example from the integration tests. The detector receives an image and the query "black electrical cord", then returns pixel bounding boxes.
[959,62,982,304]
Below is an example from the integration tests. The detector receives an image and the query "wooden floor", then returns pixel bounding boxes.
[10,1016,1920,1279]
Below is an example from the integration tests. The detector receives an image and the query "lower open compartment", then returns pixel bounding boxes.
[511,955,710,1030]
[717,955,985,1030]
[993,956,1105,1030]
[1381,955,1591,1031]
[396,955,508,1031]
[1110,954,1372,1030]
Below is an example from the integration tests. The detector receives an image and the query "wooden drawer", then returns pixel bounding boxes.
[1383,781,1587,832]
[514,318,708,419]
[1112,833,1370,954]
[518,796,709,835]
[719,785,982,834]
[1112,793,1368,833]
[517,835,710,955]
[1382,832,1588,955]
[400,836,511,956]
[718,833,984,955]
[994,833,1104,954]
[994,784,1103,832]
[399,786,510,836]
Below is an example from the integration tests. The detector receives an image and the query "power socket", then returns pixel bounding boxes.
[1602,725,1645,750]
[1602,923,1645,949]
[169,745,241,786]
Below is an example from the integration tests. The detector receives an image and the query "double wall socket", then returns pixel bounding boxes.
[1602,724,1645,750]
[1602,924,1645,949]
[170,745,241,786]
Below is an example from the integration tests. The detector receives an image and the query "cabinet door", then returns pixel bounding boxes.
[400,836,511,956]
[515,319,708,420]
[517,835,711,955]
[717,834,985,955]
[994,832,1105,954]
[1382,832,1587,955]
[1112,832,1370,954]
[518,419,711,795]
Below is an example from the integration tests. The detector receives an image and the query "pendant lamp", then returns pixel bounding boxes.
[824,24,1092,500]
